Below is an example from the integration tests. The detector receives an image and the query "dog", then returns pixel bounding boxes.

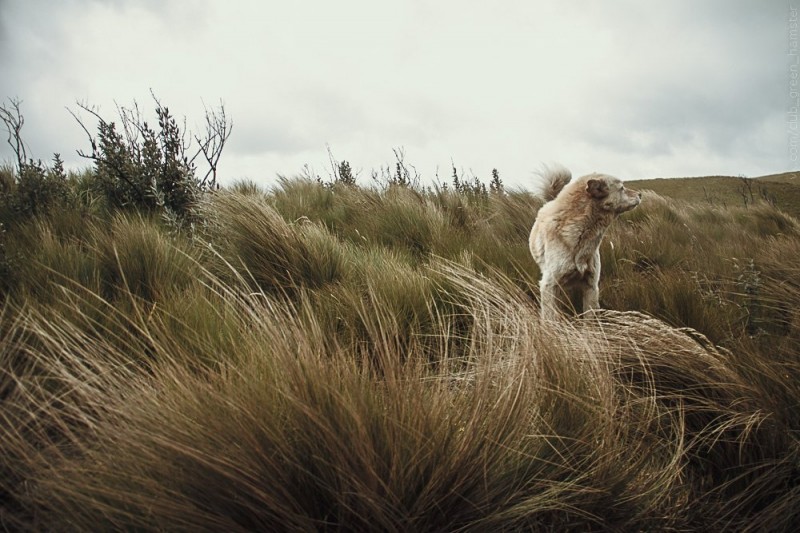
[529,166,641,320]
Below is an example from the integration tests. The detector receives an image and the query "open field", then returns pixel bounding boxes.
[1,169,800,530]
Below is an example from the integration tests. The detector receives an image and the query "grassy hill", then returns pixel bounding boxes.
[757,170,800,184]
[627,171,800,218]
[1,169,799,530]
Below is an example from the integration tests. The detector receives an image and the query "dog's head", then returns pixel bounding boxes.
[586,174,641,214]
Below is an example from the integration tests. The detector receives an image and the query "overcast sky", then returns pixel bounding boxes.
[0,0,794,188]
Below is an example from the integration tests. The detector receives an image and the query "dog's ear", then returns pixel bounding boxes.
[586,179,609,199]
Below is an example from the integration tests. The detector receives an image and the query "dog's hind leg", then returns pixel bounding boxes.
[539,276,562,320]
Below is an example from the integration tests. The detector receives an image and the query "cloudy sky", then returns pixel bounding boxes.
[0,0,794,188]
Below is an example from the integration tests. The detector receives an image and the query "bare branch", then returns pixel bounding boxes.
[326,143,339,182]
[68,101,108,159]
[192,100,232,189]
[0,97,29,168]
[117,100,149,159]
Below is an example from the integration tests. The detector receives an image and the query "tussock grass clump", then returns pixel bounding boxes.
[369,187,445,262]
[3,220,102,301]
[2,212,199,306]
[271,177,339,226]
[93,214,200,302]
[205,191,348,292]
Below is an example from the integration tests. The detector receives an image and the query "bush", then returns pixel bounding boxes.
[71,95,231,225]
[0,156,72,224]
[1,100,73,225]
[84,108,185,221]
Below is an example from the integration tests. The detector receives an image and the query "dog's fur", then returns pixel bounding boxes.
[529,166,641,320]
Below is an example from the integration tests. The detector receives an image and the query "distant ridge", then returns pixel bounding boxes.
[755,171,799,184]
[626,171,800,218]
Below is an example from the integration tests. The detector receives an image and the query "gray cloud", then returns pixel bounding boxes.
[552,0,787,176]
[0,0,793,186]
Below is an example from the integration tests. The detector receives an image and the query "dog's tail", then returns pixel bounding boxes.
[533,165,572,202]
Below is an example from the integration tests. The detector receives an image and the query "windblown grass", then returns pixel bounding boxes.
[1,177,799,530]
[2,263,797,531]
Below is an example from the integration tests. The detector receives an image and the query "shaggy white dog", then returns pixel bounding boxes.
[529,166,641,320]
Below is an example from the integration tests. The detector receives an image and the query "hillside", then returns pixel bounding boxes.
[757,171,800,184]
[2,158,800,530]
[627,171,800,219]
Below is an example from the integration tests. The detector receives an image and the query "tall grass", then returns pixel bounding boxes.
[3,264,796,530]
[1,178,799,530]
